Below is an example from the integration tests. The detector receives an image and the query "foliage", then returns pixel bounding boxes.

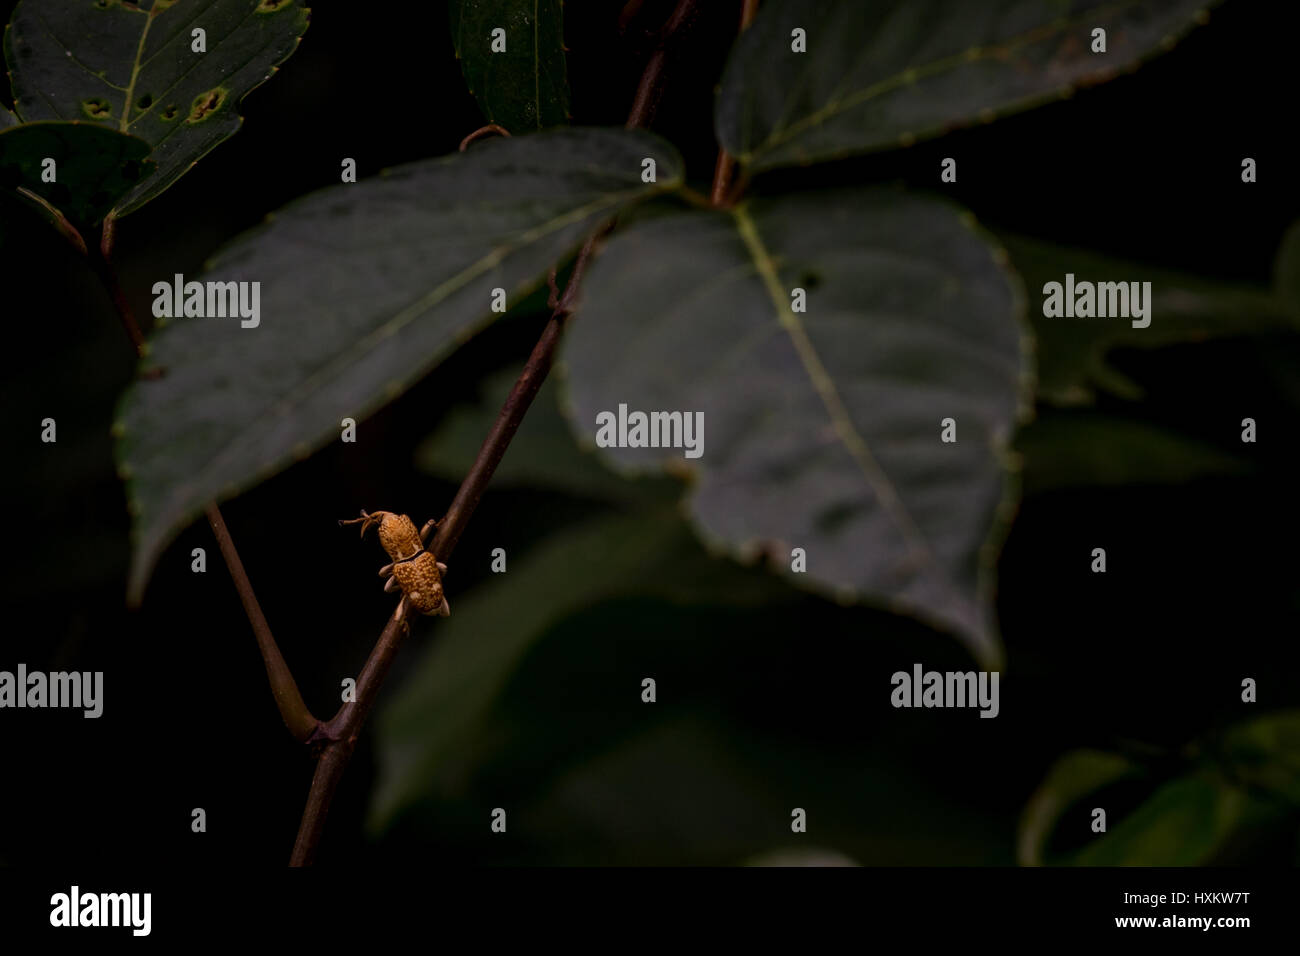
[4,0,1296,866]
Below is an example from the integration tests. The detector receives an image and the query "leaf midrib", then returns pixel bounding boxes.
[119,5,154,132]
[729,201,942,583]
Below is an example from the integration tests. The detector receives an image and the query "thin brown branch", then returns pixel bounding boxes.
[93,215,149,359]
[288,0,705,867]
[459,123,512,151]
[418,276,581,556]
[709,0,760,205]
[546,265,562,310]
[95,219,315,743]
[626,0,701,129]
[207,505,319,742]
[709,150,737,206]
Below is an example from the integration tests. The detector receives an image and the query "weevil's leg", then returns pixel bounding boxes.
[384,577,400,593]
[378,563,394,577]
[438,597,450,617]
[393,599,409,634]
[436,562,447,572]
[420,516,442,541]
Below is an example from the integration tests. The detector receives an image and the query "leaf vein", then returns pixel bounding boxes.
[729,202,939,576]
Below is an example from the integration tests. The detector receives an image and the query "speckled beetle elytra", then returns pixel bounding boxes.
[339,509,449,617]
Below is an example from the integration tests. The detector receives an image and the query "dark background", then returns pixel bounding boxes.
[1,0,1298,868]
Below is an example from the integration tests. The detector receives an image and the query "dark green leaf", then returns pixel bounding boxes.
[1073,774,1243,866]
[370,509,778,830]
[1275,220,1300,318]
[1017,748,1138,865]
[1217,710,1300,805]
[560,188,1030,665]
[397,600,1012,863]
[1021,715,1300,866]
[1000,233,1295,405]
[1021,753,1251,867]
[4,0,309,216]
[416,366,674,505]
[116,128,682,603]
[0,120,149,228]
[1016,411,1252,495]
[717,0,1217,172]
[451,0,569,132]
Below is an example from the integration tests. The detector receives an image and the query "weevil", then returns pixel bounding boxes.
[339,510,449,618]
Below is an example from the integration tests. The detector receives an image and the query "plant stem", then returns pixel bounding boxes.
[207,505,318,742]
[459,123,512,150]
[709,0,759,205]
[288,0,702,867]
[626,0,701,129]
[95,219,316,741]
[94,215,149,358]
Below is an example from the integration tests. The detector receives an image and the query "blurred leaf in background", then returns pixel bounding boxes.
[1014,412,1253,495]
[416,368,675,507]
[1020,711,1300,866]
[375,363,1018,865]
[377,368,784,832]
[1000,232,1297,406]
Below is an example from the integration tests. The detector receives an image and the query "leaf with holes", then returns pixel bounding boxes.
[716,0,1217,171]
[560,188,1030,665]
[116,127,682,604]
[3,0,309,217]
[451,0,569,133]
[0,121,150,228]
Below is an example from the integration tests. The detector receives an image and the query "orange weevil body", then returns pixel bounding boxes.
[339,510,449,617]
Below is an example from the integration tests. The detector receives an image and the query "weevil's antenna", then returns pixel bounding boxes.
[338,509,378,538]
